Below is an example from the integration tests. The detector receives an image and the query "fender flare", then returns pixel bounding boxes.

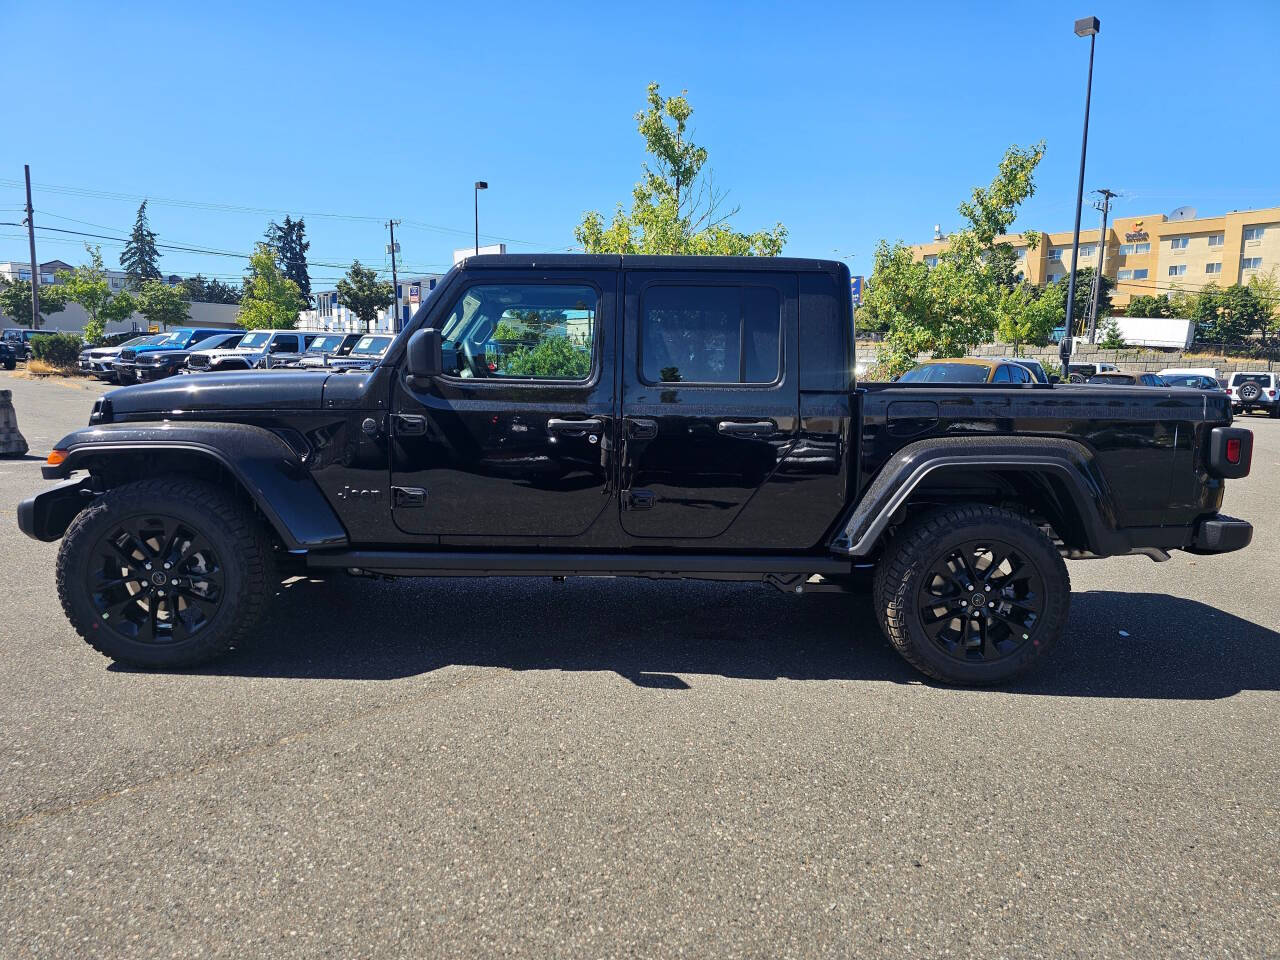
[830,436,1125,558]
[34,421,349,550]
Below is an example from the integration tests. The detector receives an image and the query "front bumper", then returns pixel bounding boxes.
[135,364,181,381]
[1187,514,1253,554]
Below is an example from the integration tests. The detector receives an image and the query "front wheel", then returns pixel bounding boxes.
[56,477,275,668]
[873,504,1070,685]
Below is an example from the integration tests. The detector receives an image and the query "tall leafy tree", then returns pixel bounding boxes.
[335,260,393,332]
[265,216,312,304]
[239,244,307,329]
[56,245,137,343]
[135,280,190,331]
[120,201,162,289]
[0,277,67,328]
[861,142,1046,377]
[1125,294,1175,318]
[181,274,242,305]
[1192,283,1265,345]
[575,83,786,256]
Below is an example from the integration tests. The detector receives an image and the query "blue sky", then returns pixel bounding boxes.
[3,0,1277,288]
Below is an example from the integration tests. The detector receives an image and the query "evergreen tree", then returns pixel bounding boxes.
[264,216,312,304]
[120,201,162,289]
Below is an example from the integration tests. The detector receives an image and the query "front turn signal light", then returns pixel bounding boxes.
[46,449,67,466]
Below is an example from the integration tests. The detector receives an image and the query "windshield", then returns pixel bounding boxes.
[1231,373,1271,386]
[152,331,190,346]
[1164,375,1210,388]
[306,335,343,353]
[200,332,243,350]
[351,336,392,356]
[899,363,991,383]
[238,332,272,349]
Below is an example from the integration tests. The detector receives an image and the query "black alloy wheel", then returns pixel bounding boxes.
[915,539,1044,665]
[89,515,224,645]
[57,477,274,667]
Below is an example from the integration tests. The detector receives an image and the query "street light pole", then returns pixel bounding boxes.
[474,181,488,256]
[1061,16,1101,374]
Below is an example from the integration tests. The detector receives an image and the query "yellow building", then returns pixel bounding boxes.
[908,205,1280,309]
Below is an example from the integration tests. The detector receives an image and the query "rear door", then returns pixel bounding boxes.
[619,269,799,543]
[389,269,618,541]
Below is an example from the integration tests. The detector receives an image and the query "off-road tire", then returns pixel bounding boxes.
[56,477,275,668]
[873,504,1070,685]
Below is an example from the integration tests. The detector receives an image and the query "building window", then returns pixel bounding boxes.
[1078,244,1096,258]
[1046,273,1060,284]
[1243,226,1265,242]
[1132,268,1148,280]
[1048,248,1063,260]
[1168,264,1187,277]
[1015,248,1026,260]
[924,255,938,268]
[1208,234,1225,248]
[1242,257,1263,270]
[1118,242,1150,256]
[1205,262,1222,275]
[1170,237,1189,250]
[1117,269,1133,280]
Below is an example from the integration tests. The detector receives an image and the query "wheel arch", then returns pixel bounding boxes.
[32,423,349,551]
[831,437,1125,558]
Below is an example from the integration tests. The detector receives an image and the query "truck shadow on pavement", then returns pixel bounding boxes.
[140,576,1280,699]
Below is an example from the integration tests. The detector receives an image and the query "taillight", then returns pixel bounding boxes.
[1226,437,1242,464]
[1269,390,1277,397]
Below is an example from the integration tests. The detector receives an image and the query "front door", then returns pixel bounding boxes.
[619,269,800,542]
[390,270,618,542]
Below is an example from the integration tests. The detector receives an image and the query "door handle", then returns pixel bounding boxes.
[717,420,776,437]
[547,417,604,435]
[392,413,428,436]
[626,418,658,440]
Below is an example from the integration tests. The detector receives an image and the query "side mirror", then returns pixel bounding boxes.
[405,328,443,379]
[1049,375,1061,384]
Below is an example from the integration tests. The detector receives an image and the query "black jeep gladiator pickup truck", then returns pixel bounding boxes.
[17,255,1255,684]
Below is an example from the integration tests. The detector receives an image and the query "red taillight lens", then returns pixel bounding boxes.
[1226,438,1241,464]
[1269,390,1277,397]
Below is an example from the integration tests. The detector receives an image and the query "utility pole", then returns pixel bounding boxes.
[23,165,40,330]
[386,219,401,333]
[1086,188,1117,342]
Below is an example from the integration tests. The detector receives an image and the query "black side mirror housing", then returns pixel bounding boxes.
[1049,375,1060,384]
[405,328,443,379]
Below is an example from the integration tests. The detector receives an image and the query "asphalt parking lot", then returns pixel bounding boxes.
[1,371,1277,959]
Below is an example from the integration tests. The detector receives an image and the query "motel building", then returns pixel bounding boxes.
[908,204,1280,310]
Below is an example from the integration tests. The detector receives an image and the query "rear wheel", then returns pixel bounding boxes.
[56,477,274,668]
[873,504,1070,685]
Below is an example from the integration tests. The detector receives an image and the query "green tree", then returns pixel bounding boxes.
[55,245,137,344]
[1125,293,1175,318]
[0,277,68,328]
[1070,266,1114,334]
[181,274,242,305]
[120,200,162,289]
[575,83,786,256]
[238,244,307,329]
[335,260,393,332]
[1193,283,1265,345]
[1247,270,1280,353]
[861,142,1046,377]
[1098,316,1126,349]
[135,280,190,331]
[996,282,1060,353]
[264,216,312,303]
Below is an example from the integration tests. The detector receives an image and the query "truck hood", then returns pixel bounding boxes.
[192,347,263,359]
[105,371,333,414]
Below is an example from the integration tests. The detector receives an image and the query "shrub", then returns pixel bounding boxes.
[29,333,85,368]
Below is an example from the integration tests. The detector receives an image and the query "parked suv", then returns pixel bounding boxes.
[134,331,244,381]
[79,334,163,381]
[2,328,41,361]
[291,333,361,368]
[325,333,393,371]
[0,339,14,370]
[1066,361,1120,383]
[1227,372,1279,417]
[113,328,229,383]
[186,329,311,372]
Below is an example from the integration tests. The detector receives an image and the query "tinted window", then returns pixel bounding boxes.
[441,283,596,380]
[1231,374,1271,386]
[641,284,780,384]
[898,363,991,383]
[272,334,299,352]
[991,364,1012,383]
[352,336,392,355]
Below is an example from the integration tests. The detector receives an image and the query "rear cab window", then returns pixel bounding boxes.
[639,284,781,385]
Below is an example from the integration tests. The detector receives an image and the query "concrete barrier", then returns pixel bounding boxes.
[0,389,30,457]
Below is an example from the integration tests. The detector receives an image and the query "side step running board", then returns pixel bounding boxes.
[306,550,855,579]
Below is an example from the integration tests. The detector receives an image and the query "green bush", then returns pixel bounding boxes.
[499,335,591,379]
[30,333,85,368]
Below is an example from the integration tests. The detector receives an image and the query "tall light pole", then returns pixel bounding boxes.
[1061,16,1100,373]
[474,181,488,256]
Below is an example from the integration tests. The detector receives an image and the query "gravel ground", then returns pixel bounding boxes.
[1,371,1276,959]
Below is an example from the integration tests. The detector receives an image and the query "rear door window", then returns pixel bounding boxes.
[640,284,781,385]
